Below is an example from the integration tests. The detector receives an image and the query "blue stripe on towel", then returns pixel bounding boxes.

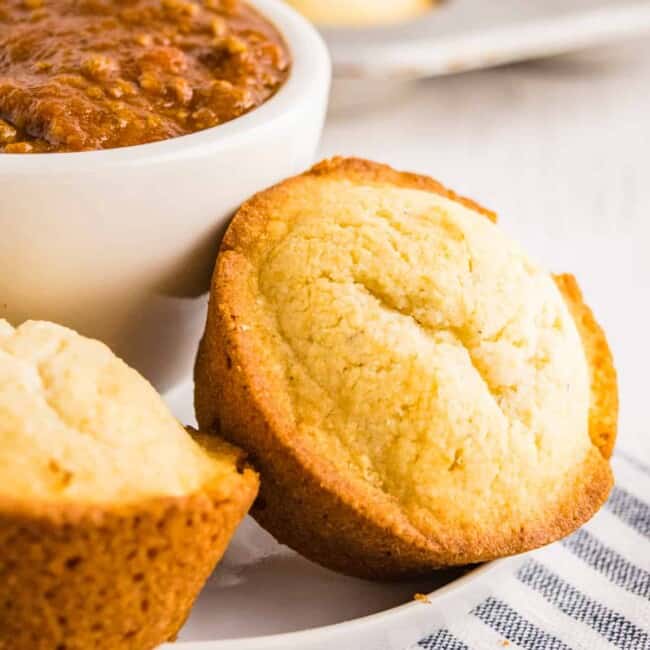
[562,528,650,598]
[472,596,571,650]
[607,487,650,539]
[518,560,650,649]
[417,628,470,650]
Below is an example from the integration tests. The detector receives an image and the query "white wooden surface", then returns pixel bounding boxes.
[319,38,650,461]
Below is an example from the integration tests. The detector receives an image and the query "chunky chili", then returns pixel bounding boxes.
[0,0,290,153]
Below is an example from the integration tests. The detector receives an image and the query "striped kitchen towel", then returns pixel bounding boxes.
[413,452,650,650]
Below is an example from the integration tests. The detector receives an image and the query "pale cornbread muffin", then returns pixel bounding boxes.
[285,0,433,26]
[195,157,617,579]
[0,320,258,650]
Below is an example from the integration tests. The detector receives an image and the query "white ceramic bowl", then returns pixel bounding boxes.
[0,0,331,391]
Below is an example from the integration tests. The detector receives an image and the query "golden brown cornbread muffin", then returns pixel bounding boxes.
[285,0,433,26]
[0,320,258,650]
[195,157,617,579]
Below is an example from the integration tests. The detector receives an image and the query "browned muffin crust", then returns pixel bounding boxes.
[0,459,258,650]
[554,273,618,460]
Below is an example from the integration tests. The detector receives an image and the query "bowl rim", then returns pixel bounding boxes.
[0,0,331,172]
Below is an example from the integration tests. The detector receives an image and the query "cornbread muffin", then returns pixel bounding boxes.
[0,320,258,650]
[195,158,617,579]
[285,0,433,26]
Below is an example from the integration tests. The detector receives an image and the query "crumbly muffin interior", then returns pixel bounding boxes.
[240,178,593,536]
[0,320,236,503]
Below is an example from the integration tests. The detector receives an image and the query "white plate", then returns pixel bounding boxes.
[162,380,523,650]
[322,0,650,79]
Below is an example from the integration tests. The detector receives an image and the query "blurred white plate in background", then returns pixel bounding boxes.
[321,0,650,80]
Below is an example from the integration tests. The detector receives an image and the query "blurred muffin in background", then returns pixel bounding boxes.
[286,0,434,26]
